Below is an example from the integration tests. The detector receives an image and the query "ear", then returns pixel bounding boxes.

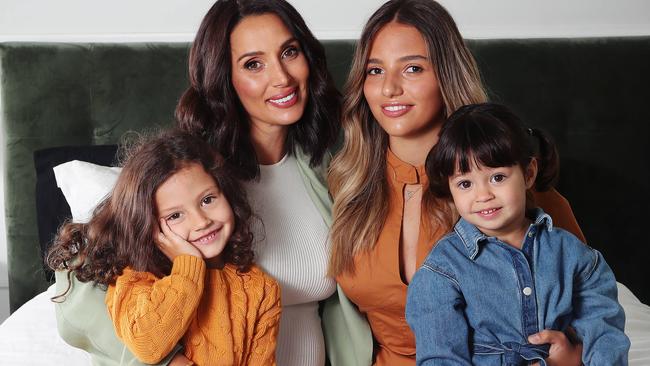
[524,158,538,190]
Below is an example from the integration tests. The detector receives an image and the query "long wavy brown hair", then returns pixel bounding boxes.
[47,129,255,294]
[175,0,340,180]
[328,0,488,276]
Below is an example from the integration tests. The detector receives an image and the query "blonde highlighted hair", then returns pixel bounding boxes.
[328,0,487,276]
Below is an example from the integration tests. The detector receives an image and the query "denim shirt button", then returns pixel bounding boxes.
[522,287,533,296]
[528,231,534,237]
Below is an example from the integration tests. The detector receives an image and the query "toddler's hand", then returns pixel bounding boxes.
[156,218,202,261]
[528,329,582,366]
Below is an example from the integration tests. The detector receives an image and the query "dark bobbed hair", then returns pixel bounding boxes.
[176,0,340,180]
[47,129,255,292]
[426,103,559,198]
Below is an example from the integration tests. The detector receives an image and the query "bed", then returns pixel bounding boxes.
[1,38,649,363]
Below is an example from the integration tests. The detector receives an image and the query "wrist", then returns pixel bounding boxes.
[171,255,206,282]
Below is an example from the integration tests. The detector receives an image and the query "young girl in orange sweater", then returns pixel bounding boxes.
[48,130,281,366]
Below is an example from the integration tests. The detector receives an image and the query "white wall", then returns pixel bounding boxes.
[1,0,650,42]
[1,0,649,323]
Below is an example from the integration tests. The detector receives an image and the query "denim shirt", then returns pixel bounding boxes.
[405,208,629,366]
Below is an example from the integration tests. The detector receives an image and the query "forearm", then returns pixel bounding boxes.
[573,250,629,365]
[107,255,205,363]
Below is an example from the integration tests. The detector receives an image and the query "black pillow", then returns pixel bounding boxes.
[33,145,119,281]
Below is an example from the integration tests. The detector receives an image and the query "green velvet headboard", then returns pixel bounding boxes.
[1,38,649,312]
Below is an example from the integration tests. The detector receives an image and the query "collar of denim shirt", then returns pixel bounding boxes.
[453,207,554,260]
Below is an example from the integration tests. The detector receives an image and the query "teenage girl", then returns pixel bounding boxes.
[48,130,281,366]
[406,103,629,365]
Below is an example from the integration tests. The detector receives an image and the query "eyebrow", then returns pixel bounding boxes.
[367,54,428,64]
[236,37,299,62]
[157,186,220,215]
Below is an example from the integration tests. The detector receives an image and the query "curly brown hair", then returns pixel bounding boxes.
[47,129,255,295]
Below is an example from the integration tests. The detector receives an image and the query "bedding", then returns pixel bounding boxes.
[1,281,648,365]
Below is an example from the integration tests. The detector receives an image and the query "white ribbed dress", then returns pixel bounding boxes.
[244,154,336,366]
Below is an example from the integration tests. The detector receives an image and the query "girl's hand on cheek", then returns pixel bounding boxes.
[156,218,202,261]
[528,329,582,366]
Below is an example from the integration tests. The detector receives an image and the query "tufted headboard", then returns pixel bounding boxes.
[1,38,649,312]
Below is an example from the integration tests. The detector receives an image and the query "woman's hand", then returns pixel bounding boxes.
[156,218,202,261]
[528,329,583,366]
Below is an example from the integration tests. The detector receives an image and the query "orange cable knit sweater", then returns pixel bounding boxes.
[106,255,281,366]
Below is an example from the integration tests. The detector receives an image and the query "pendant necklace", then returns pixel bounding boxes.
[405,185,422,202]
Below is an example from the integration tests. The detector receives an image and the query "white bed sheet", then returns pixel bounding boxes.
[0,285,90,366]
[0,282,648,365]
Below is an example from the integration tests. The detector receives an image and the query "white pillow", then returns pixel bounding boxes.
[53,160,122,223]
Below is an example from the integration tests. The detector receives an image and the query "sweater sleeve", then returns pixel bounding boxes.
[533,188,586,242]
[246,275,282,366]
[105,255,206,364]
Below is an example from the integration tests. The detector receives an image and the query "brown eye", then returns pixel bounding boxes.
[491,174,506,184]
[201,195,215,206]
[405,65,423,73]
[244,60,262,71]
[167,212,181,221]
[458,180,472,190]
[282,46,300,59]
[366,67,383,76]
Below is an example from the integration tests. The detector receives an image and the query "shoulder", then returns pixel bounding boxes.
[424,232,464,267]
[419,233,465,282]
[541,227,600,274]
[542,226,590,253]
[295,147,330,176]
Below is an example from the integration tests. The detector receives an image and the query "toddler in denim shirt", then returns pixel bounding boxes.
[405,103,629,365]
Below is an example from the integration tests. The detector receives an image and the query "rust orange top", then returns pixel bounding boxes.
[337,149,585,366]
[106,255,281,366]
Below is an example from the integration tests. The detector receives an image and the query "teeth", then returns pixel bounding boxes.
[194,231,217,244]
[480,208,497,215]
[384,105,407,112]
[269,92,295,104]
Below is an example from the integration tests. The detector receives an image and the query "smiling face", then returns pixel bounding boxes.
[230,13,310,133]
[155,163,235,263]
[363,21,444,143]
[449,160,537,248]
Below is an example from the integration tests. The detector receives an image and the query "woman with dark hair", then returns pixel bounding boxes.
[172,1,363,365]
[175,0,338,179]
[328,0,584,365]
[52,1,369,365]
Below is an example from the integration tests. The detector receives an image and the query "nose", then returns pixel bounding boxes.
[270,59,292,87]
[191,211,213,231]
[382,71,403,98]
[474,183,495,203]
